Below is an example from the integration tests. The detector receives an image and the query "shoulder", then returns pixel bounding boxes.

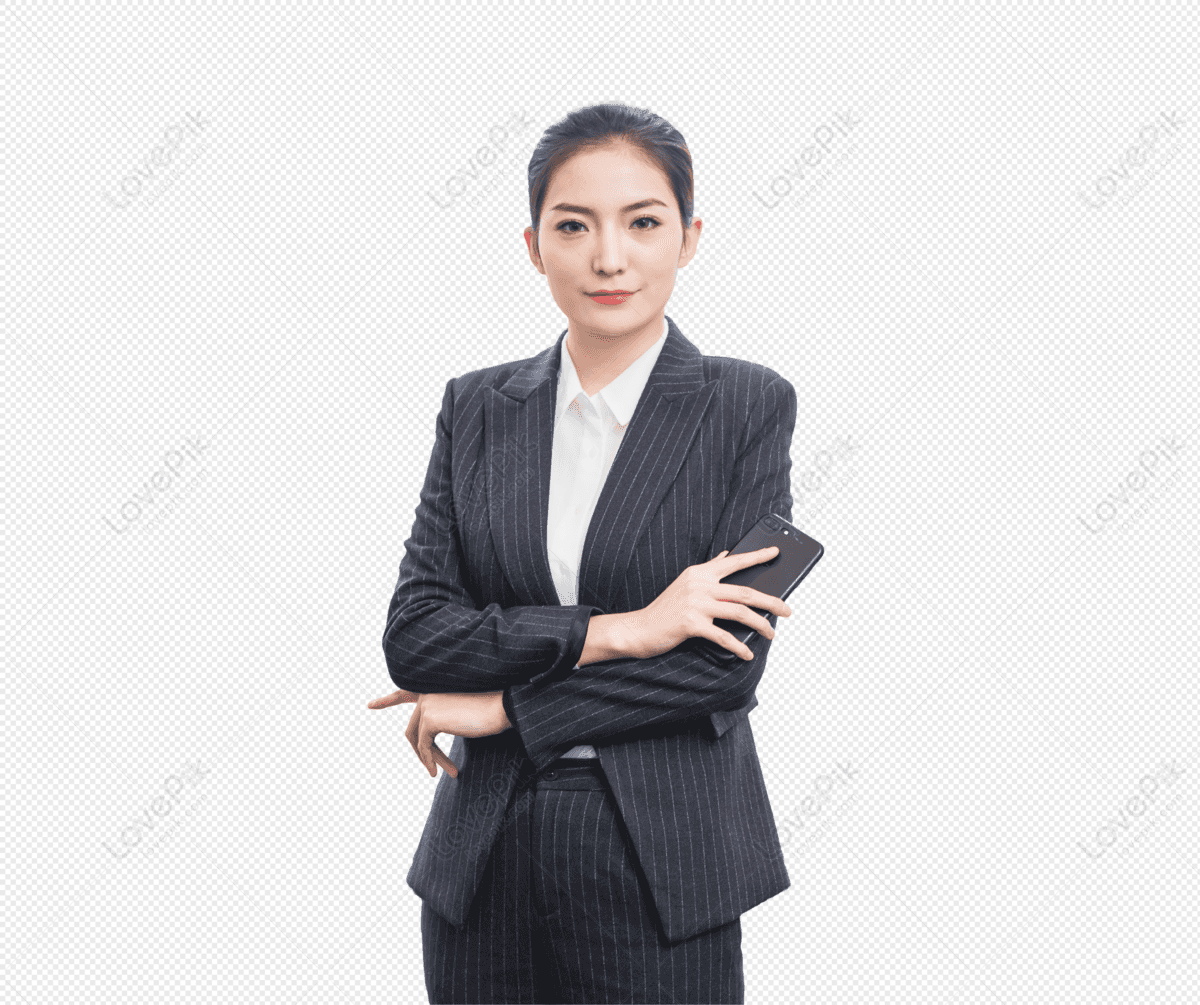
[446,338,559,399]
[702,355,796,423]
[701,354,792,395]
[454,356,534,393]
[430,349,548,424]
[700,356,797,451]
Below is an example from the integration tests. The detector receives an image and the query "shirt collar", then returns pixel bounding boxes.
[557,315,669,427]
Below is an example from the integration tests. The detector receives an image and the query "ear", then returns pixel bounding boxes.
[524,227,546,275]
[677,217,703,268]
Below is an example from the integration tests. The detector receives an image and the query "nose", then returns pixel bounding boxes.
[593,223,627,278]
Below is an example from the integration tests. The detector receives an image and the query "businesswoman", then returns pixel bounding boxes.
[372,102,797,1004]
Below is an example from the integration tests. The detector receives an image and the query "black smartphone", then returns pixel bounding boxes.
[700,513,824,662]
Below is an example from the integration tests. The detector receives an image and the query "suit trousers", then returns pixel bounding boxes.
[420,757,745,1004]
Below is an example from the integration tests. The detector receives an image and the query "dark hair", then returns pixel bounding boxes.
[527,102,694,252]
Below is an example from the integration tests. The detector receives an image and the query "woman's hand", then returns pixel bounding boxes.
[620,546,793,661]
[367,690,512,779]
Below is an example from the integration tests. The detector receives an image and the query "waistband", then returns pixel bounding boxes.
[550,754,599,766]
[536,759,608,791]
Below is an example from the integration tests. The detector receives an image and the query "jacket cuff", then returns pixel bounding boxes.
[526,605,603,688]
[501,687,517,731]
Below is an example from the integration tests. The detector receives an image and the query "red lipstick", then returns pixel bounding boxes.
[587,289,634,305]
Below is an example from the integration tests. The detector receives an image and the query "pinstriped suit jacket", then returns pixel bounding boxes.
[384,315,795,944]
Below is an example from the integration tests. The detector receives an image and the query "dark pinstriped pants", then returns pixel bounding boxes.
[421,759,745,1004]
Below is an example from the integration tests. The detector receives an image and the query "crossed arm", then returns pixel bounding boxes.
[373,374,797,776]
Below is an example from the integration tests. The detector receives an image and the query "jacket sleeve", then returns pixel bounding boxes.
[504,376,798,771]
[382,377,604,695]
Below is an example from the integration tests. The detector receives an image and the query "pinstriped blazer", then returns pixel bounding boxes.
[383,315,795,944]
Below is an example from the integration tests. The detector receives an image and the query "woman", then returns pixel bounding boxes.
[372,102,797,1004]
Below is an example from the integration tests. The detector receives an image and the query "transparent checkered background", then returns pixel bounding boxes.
[8,2,1197,1002]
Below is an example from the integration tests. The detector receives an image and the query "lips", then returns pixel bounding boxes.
[587,289,635,304]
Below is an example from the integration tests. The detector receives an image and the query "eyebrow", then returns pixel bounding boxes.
[547,198,669,218]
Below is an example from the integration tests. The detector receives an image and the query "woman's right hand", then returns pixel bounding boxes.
[620,546,793,661]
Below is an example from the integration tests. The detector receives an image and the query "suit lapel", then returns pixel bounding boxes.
[486,316,716,611]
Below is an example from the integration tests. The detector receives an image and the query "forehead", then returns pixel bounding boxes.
[544,142,672,203]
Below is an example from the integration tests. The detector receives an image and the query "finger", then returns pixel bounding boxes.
[734,585,792,618]
[405,705,420,752]
[431,746,459,779]
[741,545,779,562]
[711,600,775,639]
[417,722,439,777]
[719,545,779,566]
[727,581,791,616]
[367,689,417,709]
[701,625,756,661]
[740,588,791,616]
[765,596,792,617]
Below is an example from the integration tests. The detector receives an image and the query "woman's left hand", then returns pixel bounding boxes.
[367,690,512,778]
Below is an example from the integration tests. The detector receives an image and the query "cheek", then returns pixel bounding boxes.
[545,271,579,303]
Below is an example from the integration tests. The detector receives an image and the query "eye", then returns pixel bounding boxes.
[555,216,663,233]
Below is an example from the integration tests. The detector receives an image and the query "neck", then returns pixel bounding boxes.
[565,314,665,397]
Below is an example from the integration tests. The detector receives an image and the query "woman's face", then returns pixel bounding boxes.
[524,142,702,342]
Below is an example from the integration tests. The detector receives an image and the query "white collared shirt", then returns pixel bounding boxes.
[549,316,669,758]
